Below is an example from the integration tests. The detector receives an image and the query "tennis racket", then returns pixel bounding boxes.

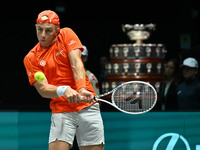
[95,81,157,114]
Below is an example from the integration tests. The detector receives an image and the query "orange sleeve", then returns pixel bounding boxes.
[61,28,84,54]
[23,54,43,86]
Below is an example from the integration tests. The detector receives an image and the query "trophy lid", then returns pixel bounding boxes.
[122,23,156,45]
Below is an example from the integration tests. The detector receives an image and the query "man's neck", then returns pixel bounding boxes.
[40,38,57,49]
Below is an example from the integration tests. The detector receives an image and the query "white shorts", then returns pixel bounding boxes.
[49,103,105,147]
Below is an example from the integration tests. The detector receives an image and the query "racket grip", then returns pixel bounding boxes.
[80,95,96,100]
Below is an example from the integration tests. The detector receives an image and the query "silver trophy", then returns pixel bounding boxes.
[111,82,117,89]
[106,63,112,74]
[157,63,162,74]
[155,46,160,57]
[109,47,113,58]
[122,23,156,44]
[113,63,119,74]
[154,82,160,93]
[123,47,129,58]
[135,63,141,74]
[162,46,167,58]
[123,63,129,74]
[102,82,109,93]
[114,47,119,58]
[146,63,152,74]
[145,46,151,57]
[134,46,140,58]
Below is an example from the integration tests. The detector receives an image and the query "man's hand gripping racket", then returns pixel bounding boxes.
[93,81,157,114]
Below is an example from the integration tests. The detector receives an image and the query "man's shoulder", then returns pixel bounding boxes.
[61,27,73,31]
[60,27,73,34]
[60,27,78,38]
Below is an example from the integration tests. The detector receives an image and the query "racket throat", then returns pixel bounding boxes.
[94,96,98,101]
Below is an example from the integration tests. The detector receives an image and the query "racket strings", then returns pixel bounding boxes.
[113,83,156,113]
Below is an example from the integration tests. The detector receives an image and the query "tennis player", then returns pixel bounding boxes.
[23,10,104,150]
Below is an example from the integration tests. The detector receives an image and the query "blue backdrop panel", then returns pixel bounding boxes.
[18,112,51,150]
[0,112,200,150]
[0,112,18,150]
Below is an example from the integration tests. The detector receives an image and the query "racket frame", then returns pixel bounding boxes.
[95,81,157,114]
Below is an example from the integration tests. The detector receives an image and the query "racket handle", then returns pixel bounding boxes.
[80,95,96,101]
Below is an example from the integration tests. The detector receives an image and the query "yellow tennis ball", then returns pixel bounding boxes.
[34,71,45,82]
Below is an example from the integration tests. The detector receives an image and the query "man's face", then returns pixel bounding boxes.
[35,23,59,49]
[182,66,198,79]
[164,61,175,78]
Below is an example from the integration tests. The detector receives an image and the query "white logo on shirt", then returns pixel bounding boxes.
[28,72,32,77]
[68,40,76,46]
[56,50,64,56]
[40,60,46,66]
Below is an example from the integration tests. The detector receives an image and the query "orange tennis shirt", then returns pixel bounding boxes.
[24,27,95,113]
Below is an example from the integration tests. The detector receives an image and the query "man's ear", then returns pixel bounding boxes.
[56,27,60,35]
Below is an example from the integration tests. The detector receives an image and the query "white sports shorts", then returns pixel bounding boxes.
[49,103,105,147]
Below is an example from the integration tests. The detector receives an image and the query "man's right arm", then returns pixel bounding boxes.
[33,78,83,103]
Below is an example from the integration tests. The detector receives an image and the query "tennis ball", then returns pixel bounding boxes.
[34,71,45,82]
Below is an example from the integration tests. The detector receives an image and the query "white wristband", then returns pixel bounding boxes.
[56,86,70,97]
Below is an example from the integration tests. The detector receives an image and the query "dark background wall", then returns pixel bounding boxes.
[1,0,200,111]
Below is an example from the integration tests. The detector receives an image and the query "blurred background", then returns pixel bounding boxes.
[1,1,200,150]
[1,0,200,111]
